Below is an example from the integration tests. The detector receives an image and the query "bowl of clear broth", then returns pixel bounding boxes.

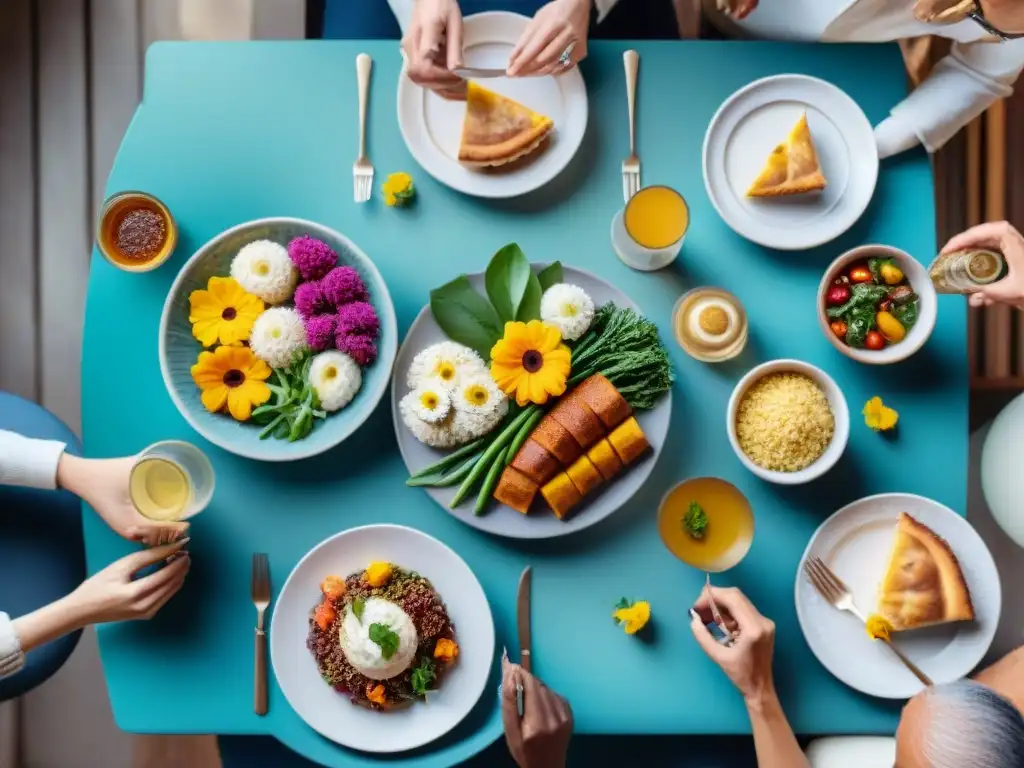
[96,191,177,272]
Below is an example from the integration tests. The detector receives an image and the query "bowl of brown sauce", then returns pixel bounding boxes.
[96,191,177,272]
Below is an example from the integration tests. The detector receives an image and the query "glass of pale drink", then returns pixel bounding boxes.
[129,441,215,521]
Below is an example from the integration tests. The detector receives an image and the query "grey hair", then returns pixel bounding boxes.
[921,680,1024,767]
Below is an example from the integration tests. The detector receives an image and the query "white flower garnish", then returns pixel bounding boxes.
[309,350,361,412]
[250,306,308,369]
[540,283,595,342]
[408,384,451,424]
[230,240,298,305]
[399,393,459,448]
[406,341,486,391]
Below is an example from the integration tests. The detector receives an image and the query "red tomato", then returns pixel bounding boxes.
[865,331,885,350]
[826,284,851,306]
[848,265,873,284]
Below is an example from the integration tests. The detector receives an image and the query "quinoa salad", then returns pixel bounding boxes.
[307,562,459,710]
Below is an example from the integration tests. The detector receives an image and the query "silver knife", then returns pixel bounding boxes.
[452,67,507,80]
[517,566,532,674]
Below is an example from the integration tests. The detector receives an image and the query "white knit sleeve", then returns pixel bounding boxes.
[0,429,66,490]
[883,38,1024,155]
[0,613,25,679]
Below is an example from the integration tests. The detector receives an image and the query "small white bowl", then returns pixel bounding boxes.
[727,359,850,485]
[817,245,937,365]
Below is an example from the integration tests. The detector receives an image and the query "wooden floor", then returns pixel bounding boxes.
[0,2,1019,766]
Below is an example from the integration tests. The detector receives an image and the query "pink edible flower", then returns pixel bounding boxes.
[287,235,337,281]
[320,266,368,307]
[294,280,329,318]
[336,332,377,367]
[336,301,380,338]
[304,313,338,351]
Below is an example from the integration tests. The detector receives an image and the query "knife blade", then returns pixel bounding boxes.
[452,67,507,80]
[517,566,532,674]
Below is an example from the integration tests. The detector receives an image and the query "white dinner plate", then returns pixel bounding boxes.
[703,75,878,251]
[795,494,1000,700]
[392,264,671,539]
[396,11,588,199]
[270,525,495,753]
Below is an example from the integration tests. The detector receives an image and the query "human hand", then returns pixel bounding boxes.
[939,221,1024,310]
[689,586,776,703]
[401,0,465,98]
[58,453,189,547]
[501,655,573,768]
[507,0,590,78]
[68,539,191,626]
[717,0,759,19]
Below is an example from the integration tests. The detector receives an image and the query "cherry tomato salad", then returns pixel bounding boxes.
[824,258,919,350]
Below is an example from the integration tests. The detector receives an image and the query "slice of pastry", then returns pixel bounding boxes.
[458,81,554,167]
[876,512,974,632]
[746,112,827,197]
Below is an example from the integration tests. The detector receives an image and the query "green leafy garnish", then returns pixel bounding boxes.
[249,352,326,442]
[826,284,888,320]
[429,275,504,359]
[613,597,631,625]
[683,501,708,540]
[352,597,366,623]
[410,657,436,697]
[516,272,543,322]
[537,261,564,292]
[485,243,532,324]
[369,623,400,661]
[892,300,918,331]
[845,307,874,348]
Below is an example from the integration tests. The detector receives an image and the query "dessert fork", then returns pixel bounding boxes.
[251,552,271,714]
[621,50,640,203]
[353,53,373,203]
[804,556,932,687]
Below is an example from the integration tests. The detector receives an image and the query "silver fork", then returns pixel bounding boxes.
[252,552,271,715]
[804,556,932,687]
[353,53,373,203]
[621,50,640,203]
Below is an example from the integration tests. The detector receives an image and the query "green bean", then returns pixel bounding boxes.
[258,413,287,440]
[405,451,483,487]
[449,408,534,509]
[475,446,509,515]
[408,437,488,480]
[505,406,543,466]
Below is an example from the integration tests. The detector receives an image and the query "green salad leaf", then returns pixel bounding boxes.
[516,272,544,322]
[892,300,919,331]
[410,658,436,697]
[845,308,874,348]
[430,276,504,359]
[485,243,531,324]
[249,353,325,442]
[827,284,888,320]
[537,262,564,292]
[683,501,708,540]
[369,623,400,661]
[352,597,366,623]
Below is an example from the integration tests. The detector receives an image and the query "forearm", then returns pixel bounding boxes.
[745,688,809,768]
[12,597,88,655]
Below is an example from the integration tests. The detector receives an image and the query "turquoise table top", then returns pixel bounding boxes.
[82,39,966,768]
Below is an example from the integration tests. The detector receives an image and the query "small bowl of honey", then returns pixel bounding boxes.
[96,191,177,272]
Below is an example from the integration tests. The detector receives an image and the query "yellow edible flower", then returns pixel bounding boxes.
[490,320,571,407]
[382,172,415,207]
[364,561,393,587]
[866,614,893,642]
[612,599,651,635]
[188,276,264,347]
[434,638,459,662]
[190,345,272,422]
[863,396,899,431]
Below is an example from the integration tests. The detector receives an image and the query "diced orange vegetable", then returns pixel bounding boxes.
[434,638,459,662]
[366,684,387,706]
[607,417,649,465]
[364,561,393,587]
[320,575,346,602]
[313,600,337,631]
[540,472,583,520]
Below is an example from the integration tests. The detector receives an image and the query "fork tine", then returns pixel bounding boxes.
[631,172,640,199]
[804,558,839,602]
[622,174,630,204]
[812,557,849,596]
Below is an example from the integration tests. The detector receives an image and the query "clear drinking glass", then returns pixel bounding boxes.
[130,440,215,521]
[611,186,690,271]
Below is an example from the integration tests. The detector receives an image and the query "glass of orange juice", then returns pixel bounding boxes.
[611,186,690,271]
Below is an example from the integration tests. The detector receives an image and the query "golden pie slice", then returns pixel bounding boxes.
[876,512,974,632]
[746,112,827,197]
[458,81,554,167]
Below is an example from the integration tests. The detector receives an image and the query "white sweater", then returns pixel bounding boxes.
[0,430,68,679]
[704,0,1024,158]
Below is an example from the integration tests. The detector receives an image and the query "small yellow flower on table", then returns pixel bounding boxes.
[382,172,415,207]
[863,396,899,431]
[612,598,651,635]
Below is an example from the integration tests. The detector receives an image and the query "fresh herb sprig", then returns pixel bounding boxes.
[250,352,326,442]
[352,597,366,623]
[410,657,436,697]
[683,501,708,540]
[369,623,400,661]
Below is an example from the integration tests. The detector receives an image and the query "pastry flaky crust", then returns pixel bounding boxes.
[877,512,975,632]
[746,112,827,197]
[458,81,554,167]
